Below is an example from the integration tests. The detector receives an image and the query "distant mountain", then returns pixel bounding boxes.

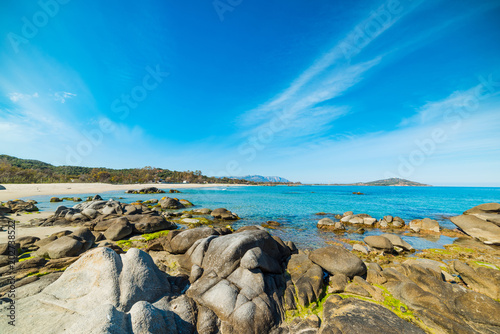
[335,178,431,187]
[229,175,291,183]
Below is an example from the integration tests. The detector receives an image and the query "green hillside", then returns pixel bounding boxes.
[0,155,254,185]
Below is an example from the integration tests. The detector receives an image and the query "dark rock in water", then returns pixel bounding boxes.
[211,208,239,220]
[159,197,185,209]
[50,197,63,203]
[309,246,366,278]
[169,189,181,193]
[93,194,102,201]
[126,187,166,194]
[319,296,425,333]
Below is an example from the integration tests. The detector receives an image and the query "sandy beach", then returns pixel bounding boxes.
[0,182,247,202]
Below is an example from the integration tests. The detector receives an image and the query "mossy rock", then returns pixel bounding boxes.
[179,199,194,207]
[142,230,170,241]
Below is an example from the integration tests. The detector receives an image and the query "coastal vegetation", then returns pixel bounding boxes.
[0,154,257,184]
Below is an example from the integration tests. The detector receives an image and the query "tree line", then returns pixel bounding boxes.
[0,155,255,184]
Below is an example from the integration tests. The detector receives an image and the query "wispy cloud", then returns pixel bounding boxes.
[400,84,500,126]
[53,91,77,103]
[7,92,39,102]
[241,0,425,139]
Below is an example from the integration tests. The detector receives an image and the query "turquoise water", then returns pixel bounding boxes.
[24,185,500,250]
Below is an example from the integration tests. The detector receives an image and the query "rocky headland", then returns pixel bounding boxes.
[1,198,500,333]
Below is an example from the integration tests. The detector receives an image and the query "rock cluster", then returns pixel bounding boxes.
[126,187,166,194]
[0,199,39,213]
[2,202,500,333]
[317,211,443,234]
[451,203,500,245]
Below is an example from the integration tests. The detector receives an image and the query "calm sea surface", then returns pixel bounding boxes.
[24,185,500,250]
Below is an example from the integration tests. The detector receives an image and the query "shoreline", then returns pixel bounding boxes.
[0,183,249,202]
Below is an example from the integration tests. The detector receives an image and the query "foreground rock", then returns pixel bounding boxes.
[451,204,500,245]
[319,295,425,333]
[4,248,190,333]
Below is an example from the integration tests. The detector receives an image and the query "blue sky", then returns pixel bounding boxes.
[1,0,499,186]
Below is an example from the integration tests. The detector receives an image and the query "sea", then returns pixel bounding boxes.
[23,185,500,250]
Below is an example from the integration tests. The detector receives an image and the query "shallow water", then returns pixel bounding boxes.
[24,185,500,250]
